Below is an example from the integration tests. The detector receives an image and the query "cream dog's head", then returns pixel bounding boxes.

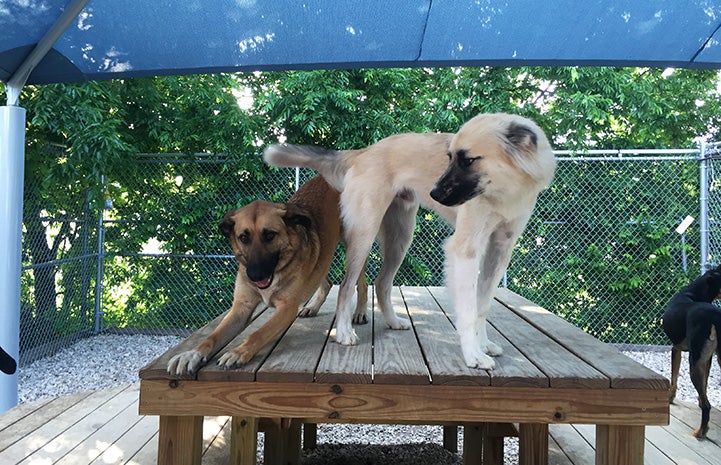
[430,113,555,206]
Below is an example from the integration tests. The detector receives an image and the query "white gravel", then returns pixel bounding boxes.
[15,335,721,464]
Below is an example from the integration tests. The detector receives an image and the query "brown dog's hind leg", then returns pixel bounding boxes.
[669,345,682,403]
[299,277,332,317]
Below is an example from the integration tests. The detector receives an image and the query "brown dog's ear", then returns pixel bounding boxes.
[219,210,237,237]
[282,204,312,230]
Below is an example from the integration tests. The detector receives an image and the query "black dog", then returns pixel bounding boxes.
[663,265,721,438]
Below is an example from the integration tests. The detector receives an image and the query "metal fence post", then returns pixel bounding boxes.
[700,143,709,273]
[93,176,107,333]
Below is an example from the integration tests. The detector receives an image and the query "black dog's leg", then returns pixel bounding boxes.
[689,343,714,438]
[669,345,682,403]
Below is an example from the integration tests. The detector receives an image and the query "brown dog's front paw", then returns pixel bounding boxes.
[217,346,254,369]
[692,426,708,439]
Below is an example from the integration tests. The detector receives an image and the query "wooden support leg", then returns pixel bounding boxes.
[481,423,509,465]
[518,423,548,465]
[303,423,318,450]
[596,425,644,465]
[264,419,302,465]
[157,415,203,465]
[462,423,482,465]
[443,425,458,453]
[230,417,258,465]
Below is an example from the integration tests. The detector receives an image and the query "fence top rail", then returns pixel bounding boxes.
[553,148,700,161]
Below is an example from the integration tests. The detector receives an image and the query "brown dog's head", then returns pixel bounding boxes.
[430,113,556,207]
[219,200,311,290]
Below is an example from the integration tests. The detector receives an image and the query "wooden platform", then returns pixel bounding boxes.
[0,286,686,464]
[0,382,719,464]
[135,286,673,465]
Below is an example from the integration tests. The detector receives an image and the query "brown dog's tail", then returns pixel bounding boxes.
[263,145,347,192]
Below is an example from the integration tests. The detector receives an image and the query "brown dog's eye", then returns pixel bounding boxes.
[239,232,250,244]
[262,230,277,242]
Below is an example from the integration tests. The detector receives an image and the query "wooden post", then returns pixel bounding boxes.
[518,423,548,465]
[463,423,482,465]
[303,423,318,449]
[157,415,203,465]
[596,425,645,465]
[443,425,458,453]
[231,416,258,465]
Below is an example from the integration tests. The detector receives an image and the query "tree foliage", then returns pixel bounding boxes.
[9,66,721,346]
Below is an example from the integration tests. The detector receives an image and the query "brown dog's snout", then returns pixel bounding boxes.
[246,251,280,289]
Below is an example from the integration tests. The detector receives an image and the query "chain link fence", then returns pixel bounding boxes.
[20,149,720,362]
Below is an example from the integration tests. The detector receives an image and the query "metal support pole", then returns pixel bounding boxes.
[93,177,107,333]
[0,104,26,412]
[700,143,709,273]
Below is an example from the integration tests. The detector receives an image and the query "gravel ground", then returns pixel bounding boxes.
[15,334,721,464]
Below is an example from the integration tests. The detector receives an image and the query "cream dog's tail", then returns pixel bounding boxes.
[263,145,348,192]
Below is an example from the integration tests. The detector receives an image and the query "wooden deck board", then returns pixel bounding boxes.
[372,287,430,385]
[2,389,717,464]
[496,288,670,390]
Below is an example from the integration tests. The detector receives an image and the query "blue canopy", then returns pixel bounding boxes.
[3,0,721,86]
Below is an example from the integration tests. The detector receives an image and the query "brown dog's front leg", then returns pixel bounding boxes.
[167,297,258,375]
[218,300,299,368]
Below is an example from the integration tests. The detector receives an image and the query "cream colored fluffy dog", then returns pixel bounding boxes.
[264,113,556,369]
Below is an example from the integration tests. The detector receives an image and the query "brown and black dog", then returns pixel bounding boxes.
[663,264,721,438]
[167,176,367,374]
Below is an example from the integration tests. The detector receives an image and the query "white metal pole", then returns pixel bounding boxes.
[0,104,26,412]
[700,143,709,273]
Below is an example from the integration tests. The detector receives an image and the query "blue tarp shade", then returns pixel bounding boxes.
[2,0,721,86]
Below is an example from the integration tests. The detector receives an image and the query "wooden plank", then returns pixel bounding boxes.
[595,424,645,465]
[158,415,203,465]
[547,435,574,465]
[654,405,721,462]
[139,379,668,425]
[198,305,288,382]
[0,396,53,432]
[314,287,373,384]
[426,286,547,387]
[230,417,258,465]
[372,286,429,384]
[255,287,337,383]
[401,287,489,386]
[200,417,234,465]
[125,430,160,465]
[0,385,126,461]
[573,423,675,465]
[90,414,159,465]
[488,291,608,389]
[29,385,141,465]
[495,288,669,391]
[0,392,87,452]
[549,423,596,465]
[671,400,721,442]
[139,310,231,380]
[518,423,549,465]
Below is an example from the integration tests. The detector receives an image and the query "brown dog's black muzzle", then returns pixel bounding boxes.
[246,251,280,289]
